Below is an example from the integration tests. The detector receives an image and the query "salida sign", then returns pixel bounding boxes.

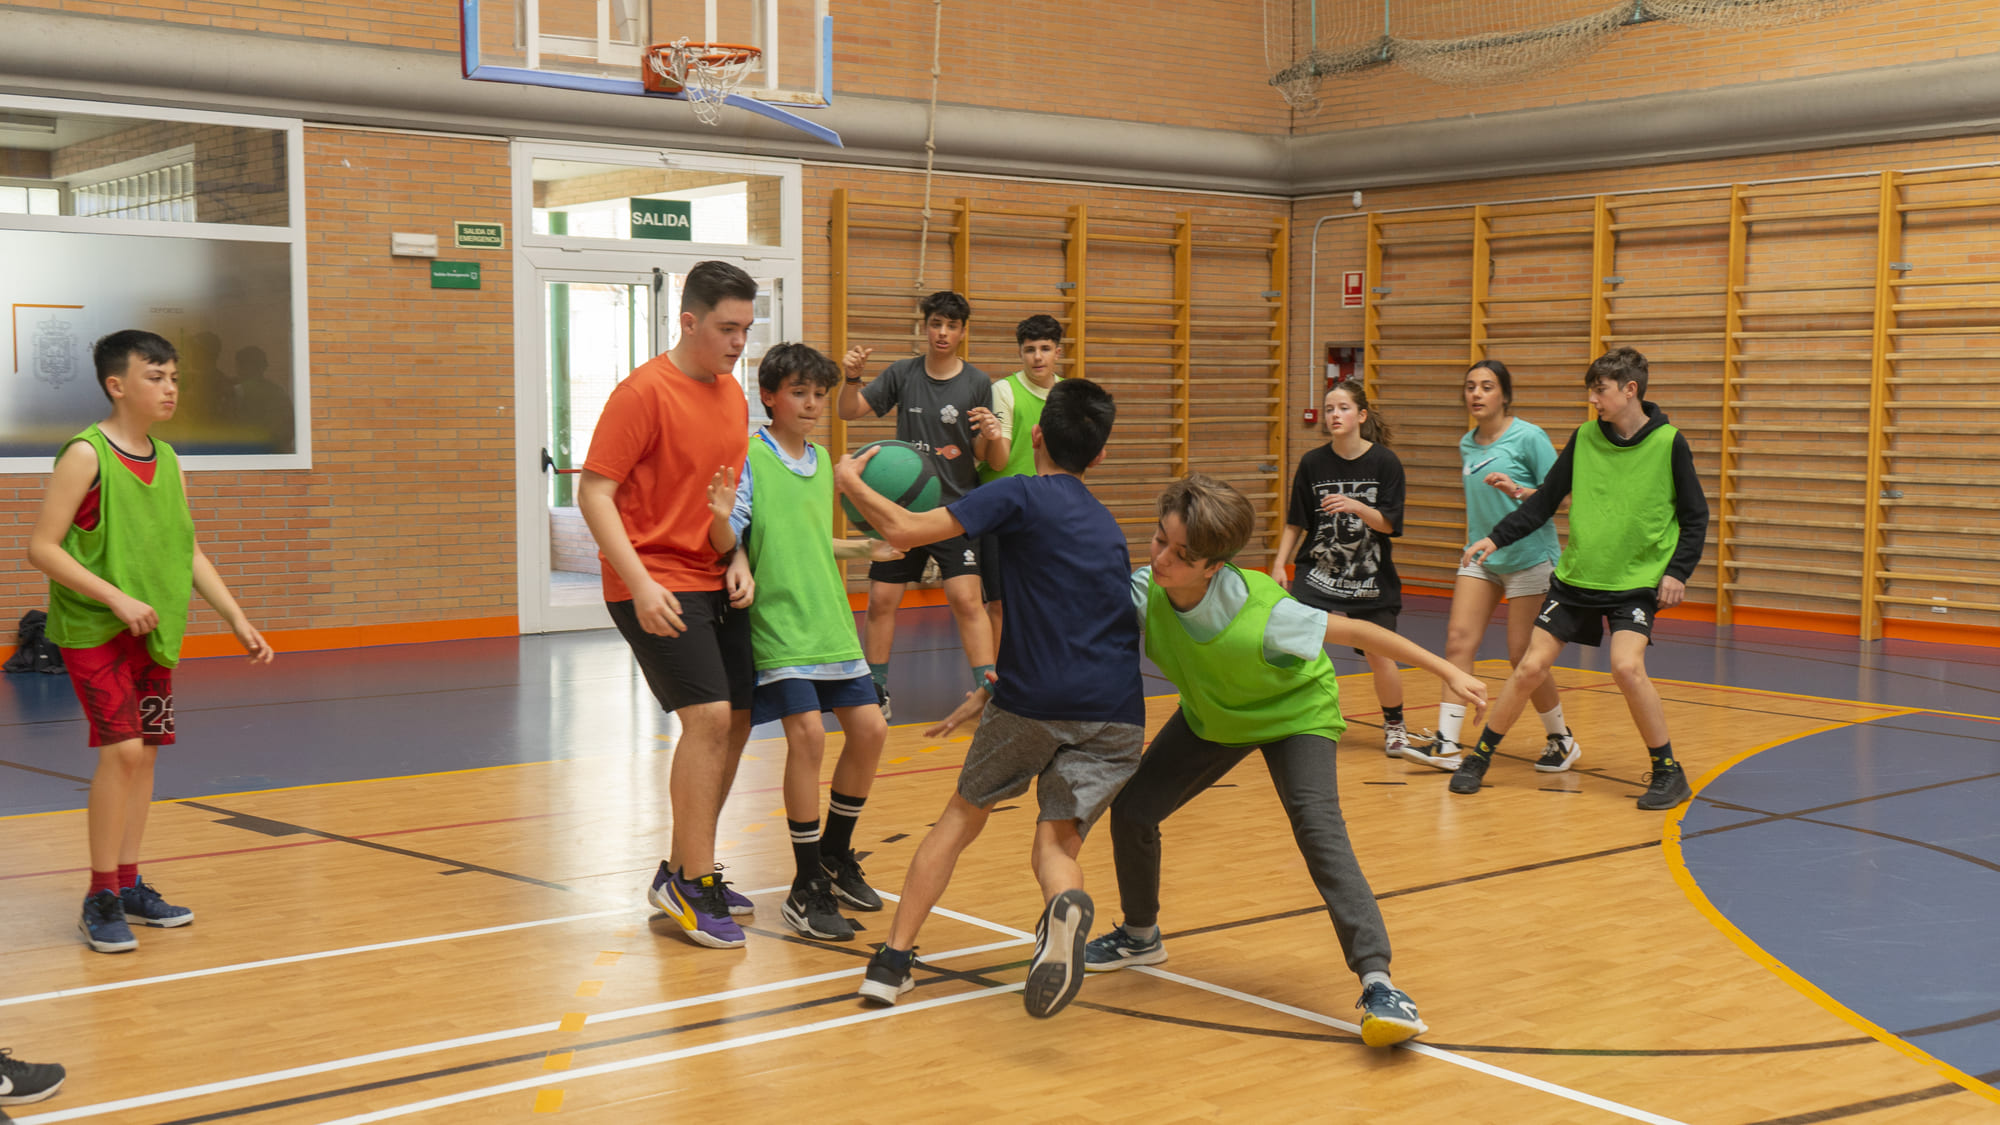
[630,197,693,240]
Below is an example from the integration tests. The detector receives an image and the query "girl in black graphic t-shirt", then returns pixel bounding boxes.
[1275,381,1410,755]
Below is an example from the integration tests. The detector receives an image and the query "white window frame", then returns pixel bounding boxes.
[0,94,309,473]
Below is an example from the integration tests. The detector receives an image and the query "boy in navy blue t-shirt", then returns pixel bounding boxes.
[833,379,1139,1022]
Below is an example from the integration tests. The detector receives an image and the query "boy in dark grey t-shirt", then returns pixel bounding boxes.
[837,290,1001,718]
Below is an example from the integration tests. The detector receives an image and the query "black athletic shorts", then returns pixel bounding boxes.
[868,533,982,585]
[1532,586,1657,648]
[1328,604,1399,656]
[607,591,754,713]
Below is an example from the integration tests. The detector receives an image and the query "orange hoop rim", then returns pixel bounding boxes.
[645,40,763,67]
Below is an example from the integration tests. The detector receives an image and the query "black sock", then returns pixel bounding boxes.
[1649,743,1678,771]
[1382,705,1404,724]
[788,819,821,888]
[1472,727,1504,762]
[822,789,867,856]
[880,945,913,968]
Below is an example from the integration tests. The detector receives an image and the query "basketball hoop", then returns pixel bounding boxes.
[644,38,763,125]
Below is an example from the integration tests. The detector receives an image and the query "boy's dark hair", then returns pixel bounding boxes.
[1585,346,1648,397]
[1157,473,1256,564]
[757,341,839,395]
[681,260,759,317]
[1326,380,1393,446]
[919,290,971,324]
[1468,359,1513,410]
[93,330,178,400]
[1038,378,1115,474]
[1015,314,1062,347]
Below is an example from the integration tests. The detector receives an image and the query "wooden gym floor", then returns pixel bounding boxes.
[2,604,1998,1123]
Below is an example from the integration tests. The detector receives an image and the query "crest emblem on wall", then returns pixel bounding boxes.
[32,315,80,389]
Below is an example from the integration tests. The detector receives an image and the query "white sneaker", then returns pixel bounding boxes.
[1397,730,1463,771]
[1534,729,1582,773]
[1383,719,1410,759]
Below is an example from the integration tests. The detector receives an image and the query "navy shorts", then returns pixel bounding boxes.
[751,673,880,726]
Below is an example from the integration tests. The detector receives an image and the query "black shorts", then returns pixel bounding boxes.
[868,533,982,585]
[607,591,754,713]
[1329,604,1398,657]
[1532,588,1657,648]
[979,533,1002,603]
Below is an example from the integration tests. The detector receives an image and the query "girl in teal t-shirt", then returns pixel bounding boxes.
[1403,360,1580,773]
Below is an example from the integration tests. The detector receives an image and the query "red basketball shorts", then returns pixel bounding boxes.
[61,632,176,748]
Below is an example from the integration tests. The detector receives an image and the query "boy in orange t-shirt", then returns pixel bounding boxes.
[580,261,759,951]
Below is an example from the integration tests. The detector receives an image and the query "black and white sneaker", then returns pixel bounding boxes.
[781,877,856,942]
[1636,764,1692,810]
[1398,730,1463,771]
[1023,889,1093,1019]
[857,947,916,1006]
[1447,754,1489,795]
[1357,982,1428,1047]
[874,682,892,720]
[820,848,883,912]
[1534,730,1582,773]
[0,1049,65,1106]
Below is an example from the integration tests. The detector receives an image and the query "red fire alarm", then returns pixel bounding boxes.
[1302,406,1318,425]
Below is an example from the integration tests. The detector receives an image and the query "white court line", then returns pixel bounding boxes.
[1137,966,1692,1125]
[315,981,1026,1125]
[0,909,632,1009]
[1,883,796,1010]
[15,934,1028,1125]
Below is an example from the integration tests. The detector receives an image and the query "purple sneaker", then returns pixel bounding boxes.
[656,869,745,949]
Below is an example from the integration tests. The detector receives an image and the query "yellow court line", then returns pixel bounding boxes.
[1661,709,2000,1106]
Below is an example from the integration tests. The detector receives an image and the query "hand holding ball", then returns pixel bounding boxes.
[836,440,942,539]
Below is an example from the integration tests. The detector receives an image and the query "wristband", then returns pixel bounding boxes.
[845,376,863,385]
[972,664,996,694]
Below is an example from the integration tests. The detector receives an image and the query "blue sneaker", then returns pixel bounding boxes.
[655,869,745,949]
[79,890,136,953]
[1083,925,1167,973]
[1357,981,1427,1047]
[120,877,193,928]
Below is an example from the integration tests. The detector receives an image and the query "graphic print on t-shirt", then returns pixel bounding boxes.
[1302,479,1386,603]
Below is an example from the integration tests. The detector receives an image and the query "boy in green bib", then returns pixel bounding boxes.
[710,343,901,942]
[1082,474,1486,1048]
[26,330,273,954]
[1460,347,1710,810]
[974,313,1065,646]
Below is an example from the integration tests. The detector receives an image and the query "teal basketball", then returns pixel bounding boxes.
[842,439,942,538]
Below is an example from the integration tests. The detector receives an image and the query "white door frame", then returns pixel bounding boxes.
[511,140,803,634]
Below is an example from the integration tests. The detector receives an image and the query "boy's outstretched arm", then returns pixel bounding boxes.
[1327,616,1488,722]
[182,466,274,662]
[833,447,965,550]
[26,442,158,636]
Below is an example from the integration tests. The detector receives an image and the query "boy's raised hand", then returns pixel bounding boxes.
[706,465,737,523]
[967,406,999,440]
[840,345,874,382]
[832,445,880,495]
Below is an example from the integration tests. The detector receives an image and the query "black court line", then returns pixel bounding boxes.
[1737,1068,2000,1124]
[0,757,91,784]
[177,800,579,893]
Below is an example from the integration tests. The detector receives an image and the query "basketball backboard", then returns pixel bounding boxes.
[459,0,839,147]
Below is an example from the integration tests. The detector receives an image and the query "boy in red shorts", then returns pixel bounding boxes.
[25,329,274,954]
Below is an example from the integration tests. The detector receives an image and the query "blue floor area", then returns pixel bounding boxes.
[1680,710,2000,1080]
[7,598,2000,818]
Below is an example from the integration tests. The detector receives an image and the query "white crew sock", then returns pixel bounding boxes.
[1538,702,1568,737]
[1436,702,1467,747]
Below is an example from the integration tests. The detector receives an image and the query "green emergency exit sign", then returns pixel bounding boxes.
[431,261,481,289]
[630,197,693,240]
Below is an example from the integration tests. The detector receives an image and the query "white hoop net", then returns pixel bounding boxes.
[647,38,761,126]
